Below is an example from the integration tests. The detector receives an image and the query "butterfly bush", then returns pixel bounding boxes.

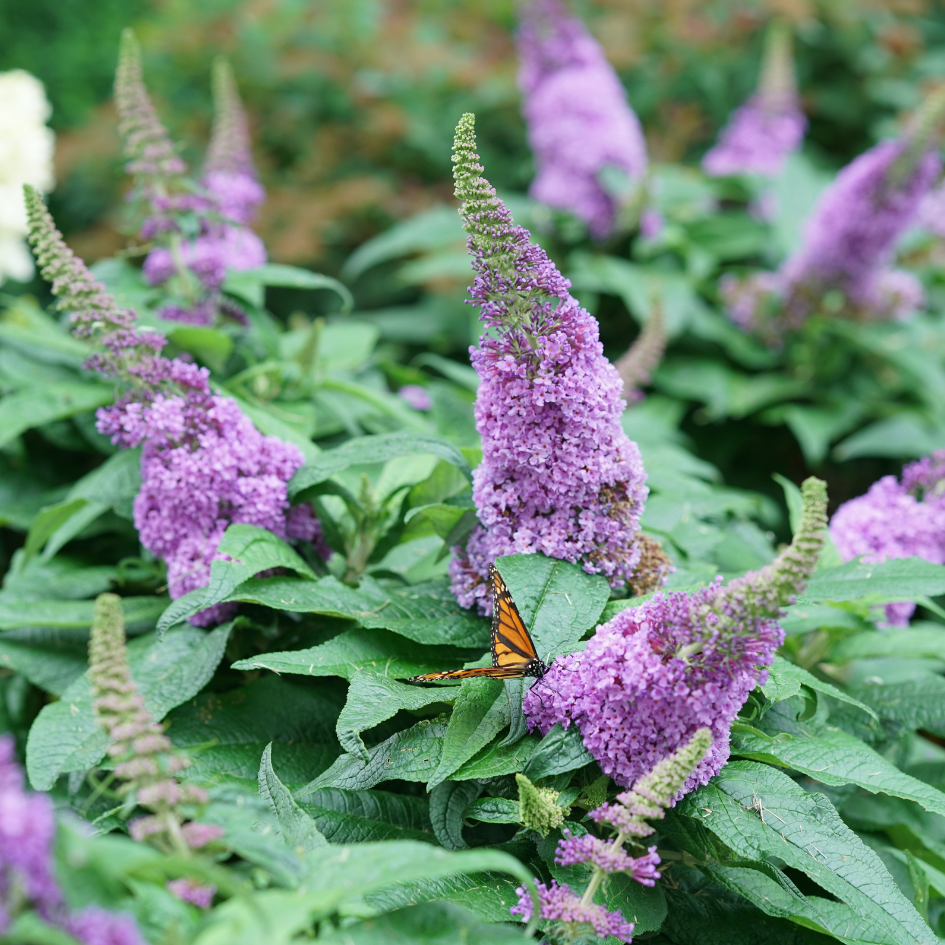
[525,478,826,792]
[24,186,325,626]
[517,0,648,238]
[0,70,54,285]
[115,32,265,327]
[511,729,712,943]
[702,24,805,179]
[723,89,945,342]
[831,451,945,626]
[447,113,661,615]
[0,734,145,943]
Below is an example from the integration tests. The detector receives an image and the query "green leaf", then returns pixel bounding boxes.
[463,797,521,825]
[830,623,945,662]
[341,205,463,280]
[361,871,525,925]
[733,721,945,817]
[772,473,802,535]
[166,325,233,372]
[193,842,532,945]
[522,723,594,781]
[0,627,89,695]
[290,431,473,498]
[452,734,541,781]
[26,623,232,790]
[296,787,434,844]
[0,382,113,449]
[224,263,353,314]
[157,525,315,632]
[676,761,935,944]
[232,627,480,681]
[803,557,945,604]
[258,743,328,853]
[303,718,449,792]
[603,872,667,935]
[834,414,945,462]
[781,602,866,636]
[662,865,841,945]
[20,499,89,566]
[220,575,490,648]
[0,596,166,631]
[1,911,84,945]
[855,673,945,731]
[430,779,480,849]
[428,678,509,789]
[760,655,878,719]
[337,672,459,762]
[316,900,528,944]
[494,553,610,662]
[167,675,343,784]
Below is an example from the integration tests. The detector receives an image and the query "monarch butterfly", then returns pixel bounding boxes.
[407,563,547,682]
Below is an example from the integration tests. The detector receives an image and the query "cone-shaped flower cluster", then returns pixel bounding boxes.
[0,734,145,943]
[446,114,650,614]
[203,58,266,226]
[831,450,945,626]
[703,24,806,178]
[511,729,712,943]
[88,594,221,852]
[525,478,826,792]
[25,189,324,626]
[724,89,945,340]
[116,33,264,326]
[517,0,648,238]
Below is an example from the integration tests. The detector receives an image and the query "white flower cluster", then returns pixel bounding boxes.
[0,70,54,284]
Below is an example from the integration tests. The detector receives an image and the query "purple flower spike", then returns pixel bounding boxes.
[447,113,651,614]
[831,451,945,626]
[725,88,945,338]
[0,735,61,921]
[526,479,826,791]
[65,908,145,945]
[203,58,265,225]
[517,0,648,238]
[704,24,805,178]
[511,880,635,941]
[703,94,806,178]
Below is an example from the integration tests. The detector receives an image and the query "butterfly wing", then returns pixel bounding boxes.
[407,564,546,684]
[490,563,540,670]
[407,665,532,682]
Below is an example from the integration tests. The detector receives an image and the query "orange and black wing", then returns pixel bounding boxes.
[489,563,541,672]
[407,564,546,683]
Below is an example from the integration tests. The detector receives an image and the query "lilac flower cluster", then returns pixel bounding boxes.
[511,729,712,942]
[0,736,144,944]
[25,187,326,627]
[511,880,635,941]
[830,451,945,626]
[447,113,650,614]
[703,24,805,178]
[524,477,826,791]
[115,34,265,327]
[703,95,805,178]
[517,0,648,238]
[103,393,313,624]
[724,91,944,339]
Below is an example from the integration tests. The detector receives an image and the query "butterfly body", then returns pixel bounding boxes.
[408,564,546,683]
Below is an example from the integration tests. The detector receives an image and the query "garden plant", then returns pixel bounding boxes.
[6,2,945,943]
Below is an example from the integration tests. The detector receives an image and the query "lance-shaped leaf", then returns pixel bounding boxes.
[258,743,328,853]
[676,761,936,945]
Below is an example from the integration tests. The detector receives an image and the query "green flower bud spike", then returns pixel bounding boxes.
[517,772,568,837]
